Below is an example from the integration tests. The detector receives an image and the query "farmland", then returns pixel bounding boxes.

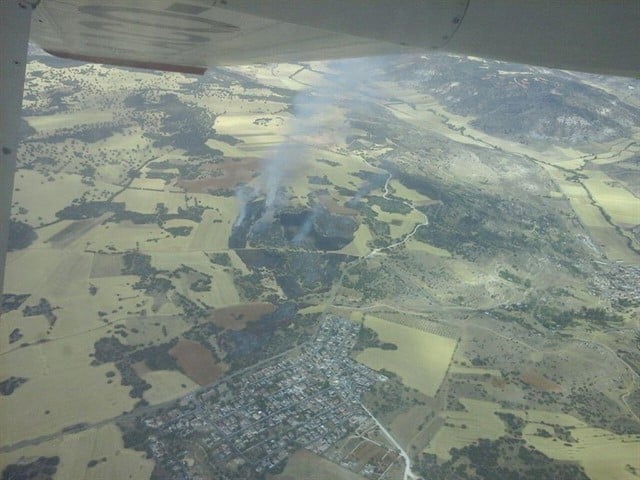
[354,313,457,397]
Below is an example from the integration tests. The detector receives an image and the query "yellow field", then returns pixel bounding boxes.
[369,205,425,240]
[449,365,503,377]
[81,222,188,252]
[188,206,236,251]
[354,314,456,397]
[227,250,250,274]
[113,188,188,214]
[313,151,379,192]
[4,248,69,293]
[214,114,287,149]
[340,223,373,257]
[187,267,240,307]
[297,304,327,315]
[98,130,154,152]
[0,424,154,480]
[150,251,241,307]
[424,398,640,479]
[0,335,135,445]
[405,237,452,257]
[139,370,198,404]
[517,410,640,480]
[24,109,114,131]
[563,183,638,259]
[390,404,434,445]
[582,170,639,226]
[387,179,434,206]
[424,398,507,460]
[540,162,639,263]
[12,170,120,226]
[122,315,187,347]
[128,177,171,191]
[1,243,207,446]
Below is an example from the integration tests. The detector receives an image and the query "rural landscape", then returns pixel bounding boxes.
[0,47,639,480]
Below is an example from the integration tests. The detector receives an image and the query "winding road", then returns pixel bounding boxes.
[359,156,429,258]
[360,403,420,480]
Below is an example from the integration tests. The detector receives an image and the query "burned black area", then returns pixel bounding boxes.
[311,211,357,250]
[230,202,356,251]
[228,199,266,248]
[236,249,354,298]
[220,304,321,372]
[219,302,297,359]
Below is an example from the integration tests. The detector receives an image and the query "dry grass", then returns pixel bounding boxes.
[519,410,640,480]
[354,314,456,397]
[0,424,154,480]
[89,253,124,278]
[271,449,366,480]
[424,398,507,460]
[140,370,198,404]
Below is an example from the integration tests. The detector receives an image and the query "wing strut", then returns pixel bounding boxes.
[0,1,36,297]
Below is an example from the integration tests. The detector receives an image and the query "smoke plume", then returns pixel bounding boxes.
[233,57,390,229]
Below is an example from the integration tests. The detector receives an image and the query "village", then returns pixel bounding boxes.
[139,316,393,479]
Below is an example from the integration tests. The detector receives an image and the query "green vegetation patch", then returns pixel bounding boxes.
[23,297,58,326]
[0,376,28,396]
[352,324,397,352]
[92,335,180,399]
[416,436,589,480]
[8,219,37,250]
[1,456,60,480]
[164,226,193,237]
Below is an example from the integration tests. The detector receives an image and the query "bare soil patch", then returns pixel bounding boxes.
[169,339,227,385]
[318,193,359,216]
[90,253,124,278]
[491,376,507,389]
[132,360,151,377]
[176,157,261,193]
[351,441,390,465]
[47,213,112,249]
[520,370,562,392]
[208,302,276,330]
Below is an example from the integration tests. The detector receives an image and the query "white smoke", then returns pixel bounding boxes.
[234,57,391,228]
[260,88,328,219]
[233,184,255,227]
[292,203,323,245]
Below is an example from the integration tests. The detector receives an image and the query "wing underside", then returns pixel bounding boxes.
[31,0,420,73]
[31,0,640,77]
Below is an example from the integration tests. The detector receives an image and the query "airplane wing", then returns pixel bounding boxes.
[30,0,640,77]
[29,0,434,74]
